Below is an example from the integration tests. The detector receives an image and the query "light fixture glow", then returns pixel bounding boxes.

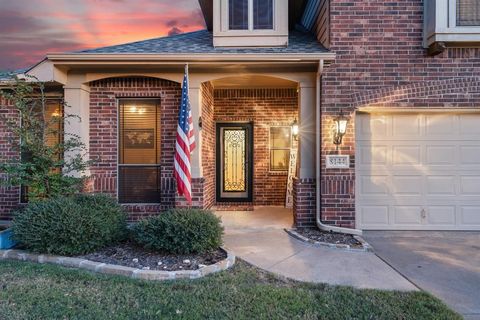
[333,110,349,148]
[129,106,137,113]
[292,119,299,140]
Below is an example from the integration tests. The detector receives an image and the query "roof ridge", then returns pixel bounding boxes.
[76,29,209,53]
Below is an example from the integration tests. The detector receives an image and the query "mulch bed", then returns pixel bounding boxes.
[295,228,363,248]
[79,242,227,271]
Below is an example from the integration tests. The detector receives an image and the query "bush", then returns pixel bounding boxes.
[132,209,223,254]
[12,194,127,256]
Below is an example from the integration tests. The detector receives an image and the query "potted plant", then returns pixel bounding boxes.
[0,223,17,249]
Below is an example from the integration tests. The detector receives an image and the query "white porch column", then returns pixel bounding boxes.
[189,77,203,178]
[64,78,90,177]
[298,81,316,179]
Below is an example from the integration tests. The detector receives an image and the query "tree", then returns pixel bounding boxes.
[0,75,91,201]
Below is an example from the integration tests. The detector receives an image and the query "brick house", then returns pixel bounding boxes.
[1,0,480,232]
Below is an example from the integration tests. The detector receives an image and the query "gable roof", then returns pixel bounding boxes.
[76,30,328,55]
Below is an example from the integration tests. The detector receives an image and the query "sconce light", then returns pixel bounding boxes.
[292,119,299,140]
[333,110,349,148]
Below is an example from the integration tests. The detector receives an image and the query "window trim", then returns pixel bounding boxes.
[424,0,480,48]
[268,126,292,172]
[116,98,162,205]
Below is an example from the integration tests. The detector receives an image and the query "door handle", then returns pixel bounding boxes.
[421,208,426,219]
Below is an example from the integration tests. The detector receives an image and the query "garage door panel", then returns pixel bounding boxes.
[427,206,456,226]
[459,115,480,134]
[392,146,421,165]
[357,115,388,139]
[459,146,480,165]
[356,112,480,230]
[426,146,456,165]
[360,206,389,225]
[460,176,480,195]
[358,145,388,166]
[392,115,421,136]
[460,207,480,226]
[425,114,456,136]
[358,175,389,195]
[393,206,423,225]
[391,176,422,195]
[426,176,456,195]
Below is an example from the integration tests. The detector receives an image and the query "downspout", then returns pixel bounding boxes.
[316,60,362,235]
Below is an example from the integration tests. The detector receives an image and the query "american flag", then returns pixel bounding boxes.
[174,65,196,204]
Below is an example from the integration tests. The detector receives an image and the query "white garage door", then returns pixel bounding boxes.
[356,112,480,230]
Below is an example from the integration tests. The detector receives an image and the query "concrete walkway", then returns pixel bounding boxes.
[216,207,417,291]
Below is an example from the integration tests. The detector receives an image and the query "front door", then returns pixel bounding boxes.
[216,123,253,202]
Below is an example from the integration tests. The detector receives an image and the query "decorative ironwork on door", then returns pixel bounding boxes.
[216,123,253,202]
[223,129,246,192]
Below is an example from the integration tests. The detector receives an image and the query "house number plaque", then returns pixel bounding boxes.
[326,155,350,169]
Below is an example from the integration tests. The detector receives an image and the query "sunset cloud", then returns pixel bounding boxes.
[0,0,205,70]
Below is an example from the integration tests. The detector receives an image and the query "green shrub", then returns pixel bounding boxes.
[132,209,223,254]
[12,194,127,256]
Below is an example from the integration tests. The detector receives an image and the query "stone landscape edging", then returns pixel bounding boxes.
[0,247,235,281]
[285,228,373,252]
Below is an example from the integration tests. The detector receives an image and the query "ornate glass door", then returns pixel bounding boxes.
[216,123,253,202]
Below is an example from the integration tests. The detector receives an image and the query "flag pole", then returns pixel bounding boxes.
[186,63,190,209]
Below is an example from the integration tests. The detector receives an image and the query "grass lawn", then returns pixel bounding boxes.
[0,259,460,320]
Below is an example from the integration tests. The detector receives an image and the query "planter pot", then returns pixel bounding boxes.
[0,227,17,249]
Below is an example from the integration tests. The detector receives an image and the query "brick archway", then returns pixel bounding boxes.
[352,77,480,109]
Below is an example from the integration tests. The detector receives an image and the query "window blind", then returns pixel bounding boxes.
[457,0,480,26]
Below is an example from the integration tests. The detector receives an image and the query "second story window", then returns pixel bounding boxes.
[254,0,274,29]
[229,0,273,31]
[229,0,248,30]
[457,0,480,26]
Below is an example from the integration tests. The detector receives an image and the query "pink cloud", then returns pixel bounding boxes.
[0,0,205,70]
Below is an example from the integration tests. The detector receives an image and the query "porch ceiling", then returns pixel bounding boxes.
[211,75,298,89]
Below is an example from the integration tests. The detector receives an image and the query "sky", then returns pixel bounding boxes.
[0,0,205,71]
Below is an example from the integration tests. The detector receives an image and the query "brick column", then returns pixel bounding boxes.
[293,80,317,227]
[293,178,316,227]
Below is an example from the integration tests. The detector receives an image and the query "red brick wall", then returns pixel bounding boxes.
[201,82,216,210]
[319,0,480,228]
[293,178,316,227]
[89,77,181,220]
[0,97,20,220]
[213,88,298,206]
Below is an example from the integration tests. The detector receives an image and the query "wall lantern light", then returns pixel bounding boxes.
[333,110,349,148]
[292,119,299,140]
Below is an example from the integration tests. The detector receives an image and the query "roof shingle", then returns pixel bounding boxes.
[77,30,328,55]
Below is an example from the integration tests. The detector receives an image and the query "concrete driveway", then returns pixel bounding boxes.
[364,231,480,320]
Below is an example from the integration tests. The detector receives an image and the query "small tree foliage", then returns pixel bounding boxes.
[0,75,91,200]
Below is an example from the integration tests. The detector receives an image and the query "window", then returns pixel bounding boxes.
[423,0,480,51]
[457,0,480,26]
[253,0,274,29]
[20,101,63,203]
[269,127,291,171]
[118,100,161,203]
[229,0,248,30]
[229,0,273,31]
